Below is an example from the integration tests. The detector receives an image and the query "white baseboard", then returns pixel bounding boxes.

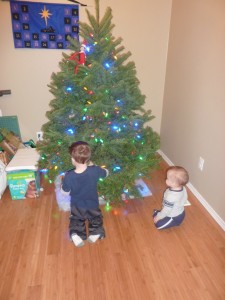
[157,150,225,231]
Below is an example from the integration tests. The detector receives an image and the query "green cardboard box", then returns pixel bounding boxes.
[7,170,40,200]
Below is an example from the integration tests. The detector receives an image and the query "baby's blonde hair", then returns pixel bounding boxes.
[167,166,189,186]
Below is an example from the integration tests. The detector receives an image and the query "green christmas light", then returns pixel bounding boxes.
[104,202,111,212]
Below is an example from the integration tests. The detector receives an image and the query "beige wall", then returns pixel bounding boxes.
[0,0,172,140]
[160,0,225,225]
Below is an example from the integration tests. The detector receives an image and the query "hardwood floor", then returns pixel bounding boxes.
[0,160,225,300]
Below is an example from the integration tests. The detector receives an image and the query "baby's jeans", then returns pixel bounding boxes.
[153,210,185,230]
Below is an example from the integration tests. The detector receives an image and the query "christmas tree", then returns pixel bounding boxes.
[37,0,160,204]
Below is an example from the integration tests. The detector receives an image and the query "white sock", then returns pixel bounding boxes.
[88,234,100,243]
[71,234,84,247]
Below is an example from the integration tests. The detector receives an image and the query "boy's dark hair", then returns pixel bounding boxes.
[69,141,91,164]
[167,166,189,186]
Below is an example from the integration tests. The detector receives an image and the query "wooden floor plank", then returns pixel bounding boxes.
[0,160,225,300]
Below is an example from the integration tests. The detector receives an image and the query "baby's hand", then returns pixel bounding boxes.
[153,215,159,224]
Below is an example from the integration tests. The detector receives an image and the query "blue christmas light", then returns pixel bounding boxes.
[135,134,142,140]
[116,99,124,106]
[112,165,122,172]
[123,188,129,194]
[66,128,75,135]
[111,124,121,132]
[85,44,95,55]
[132,120,143,130]
[112,125,119,130]
[40,168,48,174]
[103,59,115,70]
[104,62,111,69]
[86,46,91,53]
[65,86,73,93]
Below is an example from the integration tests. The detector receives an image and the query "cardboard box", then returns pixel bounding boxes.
[7,170,40,200]
[0,151,10,165]
[6,148,40,200]
[0,128,25,150]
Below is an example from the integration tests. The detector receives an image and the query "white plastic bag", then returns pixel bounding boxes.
[54,175,71,211]
[55,188,71,211]
[0,160,7,199]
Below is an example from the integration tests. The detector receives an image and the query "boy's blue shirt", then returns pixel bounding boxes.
[62,165,107,209]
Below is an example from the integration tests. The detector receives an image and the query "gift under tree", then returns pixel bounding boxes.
[37,0,160,204]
